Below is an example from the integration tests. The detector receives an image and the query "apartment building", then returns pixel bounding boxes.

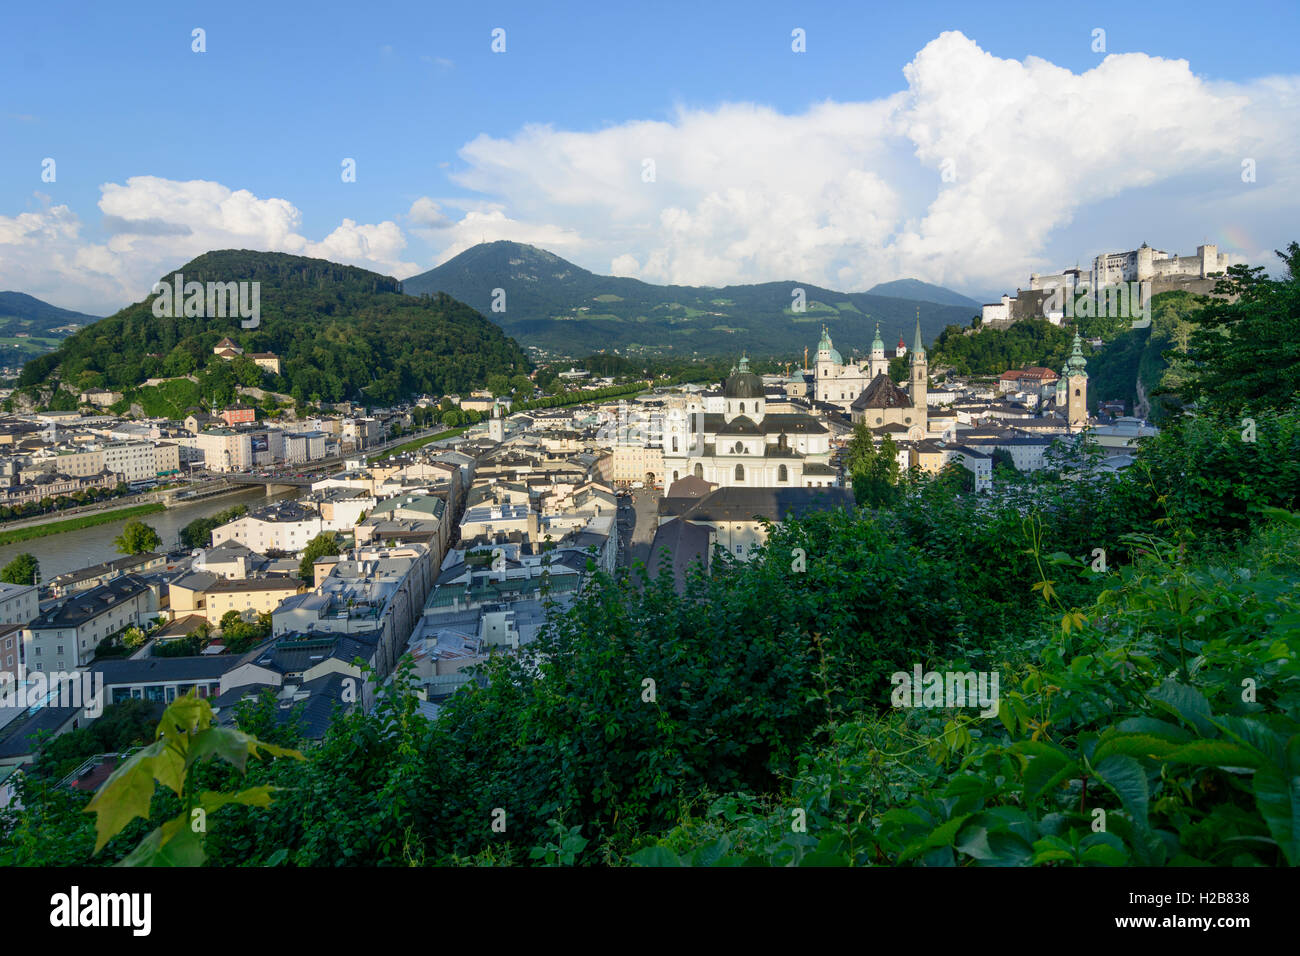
[21,576,158,671]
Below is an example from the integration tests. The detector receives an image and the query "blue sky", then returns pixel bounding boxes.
[3,0,1298,313]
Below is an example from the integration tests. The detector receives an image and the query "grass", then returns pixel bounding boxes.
[367,426,471,461]
[0,502,167,546]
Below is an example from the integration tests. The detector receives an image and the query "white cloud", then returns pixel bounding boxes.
[423,31,1299,293]
[4,32,1297,316]
[0,177,418,314]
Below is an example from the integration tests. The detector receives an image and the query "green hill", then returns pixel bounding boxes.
[865,277,980,308]
[0,291,100,368]
[400,241,975,358]
[19,250,529,406]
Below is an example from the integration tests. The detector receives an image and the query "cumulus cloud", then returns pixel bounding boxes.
[0,177,419,313]
[422,31,1299,292]
[4,32,1296,314]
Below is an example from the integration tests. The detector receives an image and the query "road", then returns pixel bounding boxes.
[617,488,662,569]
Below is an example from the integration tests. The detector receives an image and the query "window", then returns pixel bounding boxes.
[671,436,678,453]
[739,402,745,414]
[778,464,788,482]
[735,464,744,481]
[694,464,703,479]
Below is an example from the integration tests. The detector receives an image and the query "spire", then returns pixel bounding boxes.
[871,322,884,352]
[912,308,925,358]
[1067,332,1088,375]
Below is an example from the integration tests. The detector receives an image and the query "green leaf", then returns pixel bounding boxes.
[1148,681,1215,737]
[1164,739,1263,772]
[1254,764,1300,865]
[1094,754,1150,831]
[1020,748,1079,803]
[1115,717,1193,743]
[1093,733,1179,763]
[83,742,167,853]
[197,785,277,813]
[631,845,683,867]
[118,812,204,867]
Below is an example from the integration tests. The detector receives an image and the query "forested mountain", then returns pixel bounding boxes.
[0,291,100,368]
[865,277,980,308]
[400,241,975,357]
[18,251,529,405]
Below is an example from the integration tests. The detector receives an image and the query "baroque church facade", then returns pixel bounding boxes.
[832,317,931,441]
[660,357,839,488]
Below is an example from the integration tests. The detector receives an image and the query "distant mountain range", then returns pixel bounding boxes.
[401,241,979,358]
[864,278,980,308]
[0,292,101,368]
[19,250,527,404]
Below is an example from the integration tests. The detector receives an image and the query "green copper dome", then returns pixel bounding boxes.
[1066,333,1088,375]
[817,326,842,365]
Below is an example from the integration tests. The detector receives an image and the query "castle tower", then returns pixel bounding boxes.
[1136,243,1154,283]
[1197,244,1219,277]
[909,311,928,431]
[1066,333,1088,429]
[869,322,889,379]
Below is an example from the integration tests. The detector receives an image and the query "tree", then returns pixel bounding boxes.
[299,532,341,582]
[1,553,40,585]
[844,424,902,508]
[1183,242,1300,414]
[115,520,162,555]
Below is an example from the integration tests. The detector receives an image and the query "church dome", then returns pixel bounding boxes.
[723,355,764,399]
[817,326,843,365]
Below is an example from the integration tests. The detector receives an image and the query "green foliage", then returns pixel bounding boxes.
[931,318,1073,377]
[844,423,903,508]
[1182,243,1300,414]
[31,700,159,783]
[219,610,272,654]
[114,519,161,555]
[0,552,40,585]
[299,531,340,582]
[154,635,204,657]
[179,504,248,549]
[82,691,302,866]
[637,513,1300,866]
[21,250,530,403]
[1086,290,1206,422]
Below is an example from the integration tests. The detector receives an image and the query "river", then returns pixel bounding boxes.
[0,486,302,579]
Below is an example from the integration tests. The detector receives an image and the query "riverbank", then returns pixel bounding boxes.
[0,502,167,546]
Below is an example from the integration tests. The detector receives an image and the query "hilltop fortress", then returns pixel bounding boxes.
[982,242,1230,329]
